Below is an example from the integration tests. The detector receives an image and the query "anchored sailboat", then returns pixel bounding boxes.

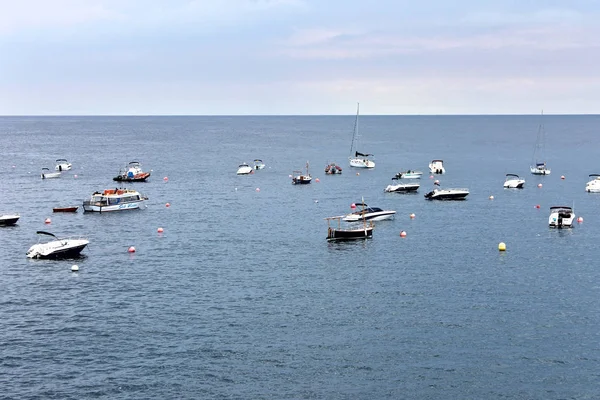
[530,111,551,175]
[348,103,375,168]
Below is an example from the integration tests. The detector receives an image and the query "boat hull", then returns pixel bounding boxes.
[41,172,61,179]
[343,212,396,222]
[385,184,420,193]
[349,158,375,168]
[530,166,551,175]
[0,215,20,226]
[237,166,253,175]
[292,177,312,184]
[83,201,144,213]
[424,189,469,200]
[27,241,88,259]
[53,207,78,213]
[327,227,373,241]
[113,172,151,182]
[504,180,525,189]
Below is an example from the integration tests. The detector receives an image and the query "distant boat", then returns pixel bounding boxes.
[394,170,422,179]
[549,206,574,228]
[585,174,600,193]
[83,188,147,213]
[504,174,525,189]
[0,213,20,226]
[292,161,312,185]
[324,162,342,175]
[429,160,445,174]
[113,161,151,182]
[55,159,72,171]
[384,178,420,193]
[253,159,265,170]
[325,215,373,241]
[41,167,61,179]
[424,182,469,200]
[53,206,78,213]
[530,112,551,175]
[348,103,375,168]
[237,163,253,175]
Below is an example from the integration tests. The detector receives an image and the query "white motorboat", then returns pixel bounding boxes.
[41,167,61,179]
[503,173,525,189]
[253,159,265,170]
[530,112,551,175]
[343,202,396,222]
[55,159,72,171]
[26,231,89,259]
[585,174,600,192]
[384,178,420,193]
[113,161,151,182]
[394,170,423,179]
[236,163,253,175]
[292,161,312,185]
[348,103,375,168]
[429,160,445,174]
[83,188,147,213]
[424,183,469,200]
[0,213,20,226]
[549,206,575,228]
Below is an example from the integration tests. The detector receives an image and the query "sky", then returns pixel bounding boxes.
[1,0,599,115]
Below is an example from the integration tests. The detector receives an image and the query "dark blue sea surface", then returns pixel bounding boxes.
[1,115,599,399]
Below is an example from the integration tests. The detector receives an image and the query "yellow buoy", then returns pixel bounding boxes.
[498,242,506,251]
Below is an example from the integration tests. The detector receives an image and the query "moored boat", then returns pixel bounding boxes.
[55,159,72,171]
[325,162,342,175]
[41,167,61,179]
[504,173,525,189]
[0,213,20,226]
[113,161,151,182]
[237,163,253,175]
[26,231,88,259]
[549,206,575,228]
[325,215,373,241]
[348,103,375,168]
[384,178,420,193]
[82,188,147,213]
[343,202,396,221]
[253,159,265,170]
[53,206,79,213]
[429,160,445,174]
[292,161,312,184]
[424,183,469,200]
[394,170,423,179]
[585,174,600,192]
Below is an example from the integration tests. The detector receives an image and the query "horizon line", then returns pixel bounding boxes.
[1,113,600,117]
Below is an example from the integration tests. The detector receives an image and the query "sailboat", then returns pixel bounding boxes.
[348,103,375,168]
[530,111,551,175]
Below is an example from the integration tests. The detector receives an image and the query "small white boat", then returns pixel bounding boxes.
[237,163,253,175]
[549,206,575,228]
[253,159,265,170]
[348,103,375,169]
[26,231,89,259]
[429,160,445,174]
[55,159,72,171]
[503,173,525,189]
[530,112,550,175]
[292,161,312,185]
[394,170,423,179]
[585,174,600,192]
[83,188,147,213]
[424,183,469,200]
[0,213,20,226]
[41,167,61,179]
[343,202,396,222]
[384,178,420,193]
[531,162,551,175]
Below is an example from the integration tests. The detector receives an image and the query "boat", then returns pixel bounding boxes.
[429,160,445,174]
[324,162,342,175]
[348,103,375,168]
[549,206,575,228]
[394,170,423,179]
[424,183,469,200]
[53,206,78,213]
[585,174,600,192]
[253,159,265,170]
[384,178,420,193]
[26,231,89,259]
[41,167,61,179]
[530,112,551,175]
[0,213,20,226]
[55,159,72,171]
[236,163,253,175]
[292,161,312,184]
[113,161,151,182]
[342,202,396,222]
[82,188,147,213]
[325,215,373,241]
[503,173,525,189]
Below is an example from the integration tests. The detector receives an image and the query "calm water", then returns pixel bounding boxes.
[1,115,599,399]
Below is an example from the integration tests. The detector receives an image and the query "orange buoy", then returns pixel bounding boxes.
[163,177,168,182]
[315,178,320,183]
[577,216,583,223]
[535,204,540,209]
[561,175,565,180]
[537,183,542,188]
[128,246,136,253]
[400,231,407,237]
[44,218,51,224]
[350,203,356,209]
[409,213,415,219]
[429,175,434,179]
[165,202,170,207]
[157,227,164,233]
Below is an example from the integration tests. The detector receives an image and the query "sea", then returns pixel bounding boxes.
[1,115,599,399]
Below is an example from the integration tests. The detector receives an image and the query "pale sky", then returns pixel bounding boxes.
[1,0,599,115]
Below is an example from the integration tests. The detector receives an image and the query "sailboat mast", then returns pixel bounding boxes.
[349,102,360,156]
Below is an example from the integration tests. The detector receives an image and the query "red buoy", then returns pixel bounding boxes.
[128,246,136,253]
